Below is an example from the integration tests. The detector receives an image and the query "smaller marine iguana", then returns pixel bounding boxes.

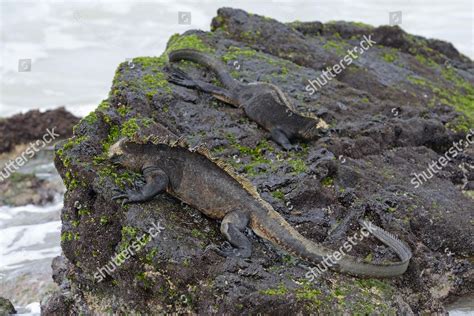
[109,131,412,277]
[167,49,329,151]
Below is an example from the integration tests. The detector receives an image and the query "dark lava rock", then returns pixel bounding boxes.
[0,144,64,206]
[40,292,73,316]
[0,107,79,154]
[42,7,473,315]
[0,297,16,315]
[0,172,63,206]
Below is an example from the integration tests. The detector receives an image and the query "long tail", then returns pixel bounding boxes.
[168,49,238,90]
[251,210,412,277]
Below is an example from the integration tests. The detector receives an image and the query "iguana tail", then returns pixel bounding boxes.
[251,210,412,277]
[168,49,238,90]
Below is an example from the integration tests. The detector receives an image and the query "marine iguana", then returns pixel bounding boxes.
[167,49,329,151]
[109,132,412,277]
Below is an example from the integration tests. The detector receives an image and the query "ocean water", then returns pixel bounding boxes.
[0,0,472,118]
[448,294,474,315]
[0,148,62,315]
[0,200,61,315]
[0,203,62,270]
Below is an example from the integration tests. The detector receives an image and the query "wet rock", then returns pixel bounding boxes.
[426,38,467,63]
[0,297,16,315]
[287,21,323,36]
[51,256,69,285]
[0,172,63,206]
[321,20,374,39]
[41,291,72,316]
[47,7,473,315]
[367,24,470,65]
[0,142,64,206]
[373,25,409,50]
[0,108,79,154]
[212,7,339,70]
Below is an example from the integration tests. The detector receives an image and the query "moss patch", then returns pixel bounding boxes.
[112,55,171,100]
[260,283,288,296]
[323,40,350,57]
[259,278,395,313]
[407,71,474,132]
[221,46,298,72]
[165,34,214,56]
[382,51,397,63]
[271,189,285,200]
[289,159,308,173]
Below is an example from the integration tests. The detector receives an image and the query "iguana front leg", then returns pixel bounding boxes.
[167,67,240,107]
[112,165,169,205]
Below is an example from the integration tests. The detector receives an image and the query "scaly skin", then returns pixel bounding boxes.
[167,49,329,151]
[109,133,412,277]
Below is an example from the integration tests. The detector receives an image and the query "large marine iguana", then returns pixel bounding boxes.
[167,49,329,151]
[109,132,412,277]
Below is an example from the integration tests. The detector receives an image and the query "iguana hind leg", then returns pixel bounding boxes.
[167,67,240,107]
[217,211,252,258]
[270,128,301,151]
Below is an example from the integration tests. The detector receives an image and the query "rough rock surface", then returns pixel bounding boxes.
[0,143,65,206]
[42,8,473,315]
[0,108,76,204]
[0,297,16,315]
[0,173,59,206]
[0,107,79,154]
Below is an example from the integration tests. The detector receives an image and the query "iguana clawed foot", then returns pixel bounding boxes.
[270,128,303,152]
[167,67,198,88]
[205,241,251,258]
[289,144,303,152]
[280,142,302,152]
[112,188,146,206]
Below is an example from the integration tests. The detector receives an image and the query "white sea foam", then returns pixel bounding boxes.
[17,302,41,316]
[0,199,63,222]
[0,193,62,270]
[0,221,62,270]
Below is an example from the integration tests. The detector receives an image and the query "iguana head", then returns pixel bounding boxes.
[300,118,329,139]
[108,138,144,172]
